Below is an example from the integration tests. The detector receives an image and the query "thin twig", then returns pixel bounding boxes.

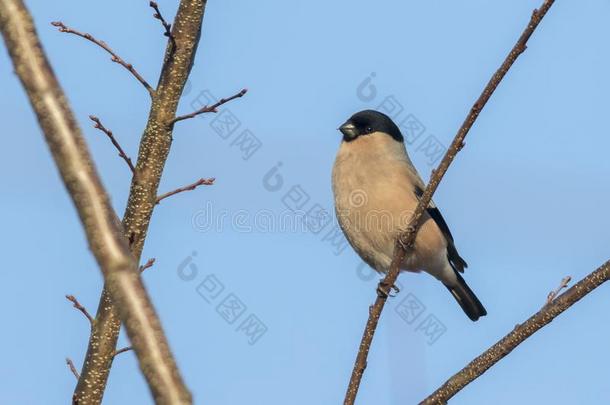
[65,295,94,326]
[114,346,133,358]
[420,261,610,404]
[66,358,80,380]
[50,21,154,97]
[89,115,136,175]
[545,275,572,306]
[139,258,156,273]
[156,178,215,205]
[169,88,247,126]
[150,1,177,67]
[149,2,174,42]
[343,2,557,404]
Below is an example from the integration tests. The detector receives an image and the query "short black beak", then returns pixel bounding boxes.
[339,122,357,138]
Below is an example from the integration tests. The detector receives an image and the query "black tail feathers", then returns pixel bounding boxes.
[445,272,487,322]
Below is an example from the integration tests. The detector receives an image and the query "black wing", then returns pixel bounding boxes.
[414,186,468,273]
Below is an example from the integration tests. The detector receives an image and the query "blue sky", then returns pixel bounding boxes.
[1,1,610,404]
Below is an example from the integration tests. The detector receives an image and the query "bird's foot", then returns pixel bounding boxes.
[398,236,413,251]
[376,282,400,298]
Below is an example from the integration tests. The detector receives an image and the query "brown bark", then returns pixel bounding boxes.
[420,261,610,404]
[70,1,210,403]
[0,1,193,404]
[343,1,557,404]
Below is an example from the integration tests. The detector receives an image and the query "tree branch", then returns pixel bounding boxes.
[50,21,155,97]
[420,262,610,404]
[114,346,133,358]
[65,295,94,326]
[343,1,557,404]
[156,178,215,205]
[89,115,136,175]
[66,358,80,380]
[139,258,156,273]
[69,1,211,403]
[149,1,174,42]
[0,2,192,404]
[545,275,571,306]
[169,88,247,125]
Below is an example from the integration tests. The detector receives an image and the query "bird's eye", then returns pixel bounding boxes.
[366,127,372,132]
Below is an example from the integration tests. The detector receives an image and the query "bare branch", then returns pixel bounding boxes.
[343,1,558,404]
[149,1,174,42]
[1,3,192,404]
[89,115,136,175]
[139,258,156,273]
[156,178,215,205]
[65,295,94,326]
[66,358,80,380]
[421,261,610,404]
[545,275,571,306]
[170,88,248,125]
[114,346,133,358]
[70,1,210,402]
[50,21,155,97]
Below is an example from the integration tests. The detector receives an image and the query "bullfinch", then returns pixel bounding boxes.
[332,109,486,321]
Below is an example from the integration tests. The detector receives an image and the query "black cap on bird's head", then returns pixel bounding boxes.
[338,110,404,143]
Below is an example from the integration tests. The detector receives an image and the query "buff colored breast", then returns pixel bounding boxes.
[332,133,448,275]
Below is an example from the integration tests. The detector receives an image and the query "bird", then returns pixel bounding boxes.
[332,109,486,321]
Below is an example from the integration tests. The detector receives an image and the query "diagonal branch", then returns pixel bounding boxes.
[545,275,571,306]
[149,1,177,64]
[420,263,610,404]
[69,1,211,403]
[149,1,174,42]
[139,258,156,273]
[169,88,247,126]
[343,1,557,404]
[65,295,94,326]
[114,346,133,358]
[66,358,80,380]
[0,2,192,404]
[50,21,155,97]
[89,115,136,175]
[156,178,215,205]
